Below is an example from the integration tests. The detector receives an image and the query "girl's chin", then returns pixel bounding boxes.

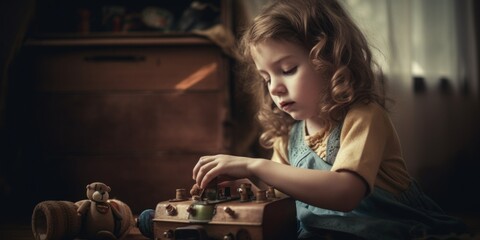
[286,112,307,121]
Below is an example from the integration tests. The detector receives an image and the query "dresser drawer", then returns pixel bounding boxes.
[31,45,226,91]
[33,91,229,153]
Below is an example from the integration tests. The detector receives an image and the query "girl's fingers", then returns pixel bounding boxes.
[190,183,201,196]
[200,165,222,189]
[192,155,214,180]
[195,158,220,188]
[192,154,239,188]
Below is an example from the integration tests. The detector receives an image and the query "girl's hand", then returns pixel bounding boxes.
[192,154,255,189]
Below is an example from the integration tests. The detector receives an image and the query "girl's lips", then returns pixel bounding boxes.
[280,101,295,111]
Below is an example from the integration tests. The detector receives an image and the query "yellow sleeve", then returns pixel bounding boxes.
[271,136,290,165]
[270,136,290,198]
[331,103,389,194]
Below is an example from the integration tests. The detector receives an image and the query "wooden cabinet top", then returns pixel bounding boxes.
[28,0,232,45]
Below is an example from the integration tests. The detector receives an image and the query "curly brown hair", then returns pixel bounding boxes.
[237,0,385,149]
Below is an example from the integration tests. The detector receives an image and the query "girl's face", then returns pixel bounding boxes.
[251,39,326,121]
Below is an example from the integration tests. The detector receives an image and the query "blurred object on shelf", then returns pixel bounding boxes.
[141,7,173,32]
[122,13,144,32]
[178,0,220,32]
[102,5,125,32]
[77,8,90,33]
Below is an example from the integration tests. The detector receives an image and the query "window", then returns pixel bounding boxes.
[342,0,477,96]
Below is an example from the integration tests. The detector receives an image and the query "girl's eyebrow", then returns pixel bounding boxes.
[272,55,295,65]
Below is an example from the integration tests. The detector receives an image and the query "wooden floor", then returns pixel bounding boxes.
[0,224,149,240]
[2,214,479,240]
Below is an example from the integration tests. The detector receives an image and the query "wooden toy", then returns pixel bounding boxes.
[32,182,134,240]
[137,182,296,240]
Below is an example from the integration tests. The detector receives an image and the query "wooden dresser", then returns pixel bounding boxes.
[9,0,234,215]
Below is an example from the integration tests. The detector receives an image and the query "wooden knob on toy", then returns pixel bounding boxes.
[223,206,235,216]
[256,190,268,202]
[165,204,177,216]
[267,186,277,198]
[176,188,187,200]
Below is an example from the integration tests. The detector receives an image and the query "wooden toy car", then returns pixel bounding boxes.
[137,183,297,240]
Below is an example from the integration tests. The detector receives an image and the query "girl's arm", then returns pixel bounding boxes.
[193,155,366,212]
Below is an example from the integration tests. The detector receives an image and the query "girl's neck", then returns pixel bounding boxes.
[305,118,326,136]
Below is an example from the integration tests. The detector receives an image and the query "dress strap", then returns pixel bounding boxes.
[288,121,312,167]
[325,123,342,165]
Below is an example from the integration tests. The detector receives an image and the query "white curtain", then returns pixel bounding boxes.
[341,0,478,96]
[341,0,479,176]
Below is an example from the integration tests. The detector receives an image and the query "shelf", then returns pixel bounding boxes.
[29,0,230,39]
[24,33,215,47]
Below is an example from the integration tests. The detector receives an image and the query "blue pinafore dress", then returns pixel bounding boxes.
[290,121,468,240]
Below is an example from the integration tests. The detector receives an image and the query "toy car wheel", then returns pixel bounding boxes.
[137,209,155,239]
[31,200,81,240]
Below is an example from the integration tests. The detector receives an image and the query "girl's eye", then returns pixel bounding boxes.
[283,66,297,75]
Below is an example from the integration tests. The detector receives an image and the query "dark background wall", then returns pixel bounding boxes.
[0,0,36,222]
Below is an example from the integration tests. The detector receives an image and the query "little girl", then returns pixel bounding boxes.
[192,0,469,239]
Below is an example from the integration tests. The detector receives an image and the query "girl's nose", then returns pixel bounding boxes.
[269,77,287,96]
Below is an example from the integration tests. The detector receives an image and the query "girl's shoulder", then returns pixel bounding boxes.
[343,102,392,133]
[347,101,386,116]
[345,102,388,122]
